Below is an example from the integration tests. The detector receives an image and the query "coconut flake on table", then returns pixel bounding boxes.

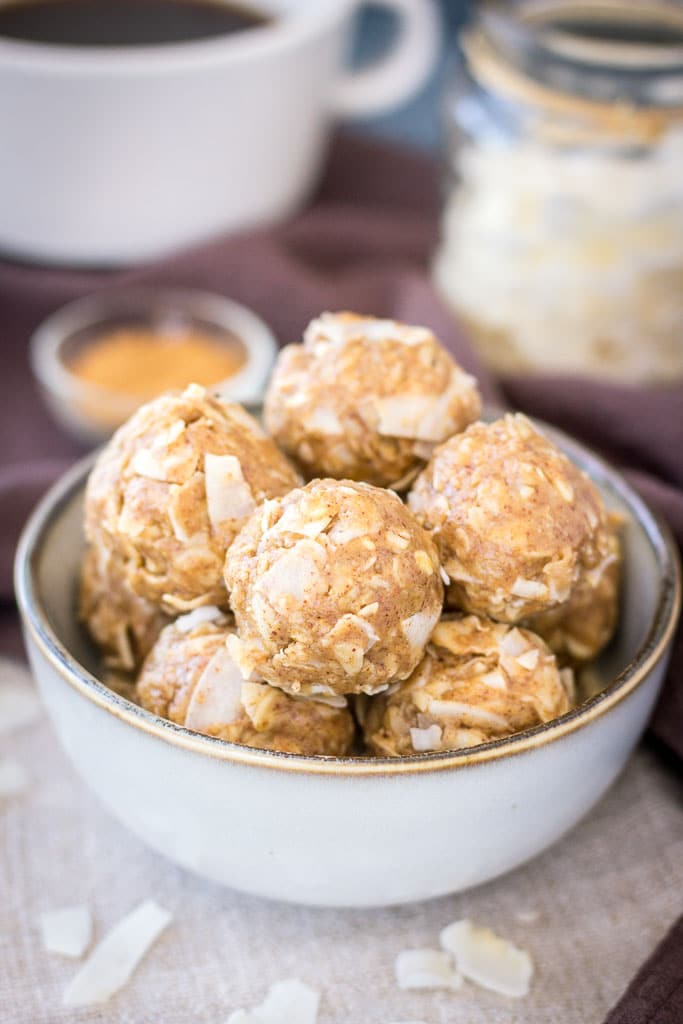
[185,645,244,732]
[225,979,320,1024]
[40,905,93,958]
[204,453,256,528]
[440,919,533,998]
[62,899,172,1007]
[0,757,29,800]
[395,949,462,991]
[0,664,42,735]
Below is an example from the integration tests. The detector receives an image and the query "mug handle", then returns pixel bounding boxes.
[333,0,441,119]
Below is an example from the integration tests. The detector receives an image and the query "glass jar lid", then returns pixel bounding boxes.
[461,0,683,143]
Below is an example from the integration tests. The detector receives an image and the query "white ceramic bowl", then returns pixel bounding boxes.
[14,426,680,907]
[30,287,277,445]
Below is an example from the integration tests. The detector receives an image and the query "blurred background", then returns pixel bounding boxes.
[357,0,472,148]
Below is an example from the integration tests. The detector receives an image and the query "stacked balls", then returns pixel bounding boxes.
[81,313,620,758]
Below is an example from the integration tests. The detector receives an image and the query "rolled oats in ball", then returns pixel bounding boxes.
[84,384,300,616]
[224,478,445,697]
[408,414,614,623]
[264,311,481,489]
[136,608,355,756]
[525,521,621,663]
[79,543,168,673]
[362,615,571,756]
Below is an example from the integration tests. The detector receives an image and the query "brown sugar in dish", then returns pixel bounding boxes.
[69,325,246,401]
[136,609,356,756]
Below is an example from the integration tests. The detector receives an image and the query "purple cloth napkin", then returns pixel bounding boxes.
[1,132,681,1021]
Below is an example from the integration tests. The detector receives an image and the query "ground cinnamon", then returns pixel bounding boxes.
[69,326,246,400]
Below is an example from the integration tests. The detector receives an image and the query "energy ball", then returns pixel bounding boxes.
[264,312,481,489]
[84,384,300,615]
[362,615,572,756]
[136,608,355,756]
[409,414,613,623]
[79,544,168,672]
[525,523,621,663]
[224,478,445,697]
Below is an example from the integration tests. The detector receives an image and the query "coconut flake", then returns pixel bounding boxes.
[515,649,539,671]
[427,700,509,731]
[258,541,326,602]
[402,610,439,651]
[440,919,533,998]
[40,906,93,959]
[131,448,170,481]
[395,949,462,991]
[205,453,255,529]
[225,978,320,1024]
[294,693,348,710]
[62,899,172,1007]
[500,628,530,657]
[481,670,507,691]
[185,645,244,732]
[0,757,29,799]
[303,406,343,436]
[376,396,436,439]
[510,577,548,600]
[410,724,443,752]
[0,671,42,735]
[174,606,226,634]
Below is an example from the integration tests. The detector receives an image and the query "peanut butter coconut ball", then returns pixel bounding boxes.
[408,413,614,623]
[84,384,300,616]
[79,544,168,672]
[136,608,355,756]
[264,312,481,489]
[224,478,445,697]
[526,523,621,664]
[362,615,572,756]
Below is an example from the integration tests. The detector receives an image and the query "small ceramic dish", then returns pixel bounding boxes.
[14,424,680,908]
[30,287,277,445]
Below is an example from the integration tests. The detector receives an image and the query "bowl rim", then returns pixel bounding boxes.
[14,420,681,777]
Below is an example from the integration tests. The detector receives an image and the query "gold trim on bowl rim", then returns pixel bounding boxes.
[14,421,681,777]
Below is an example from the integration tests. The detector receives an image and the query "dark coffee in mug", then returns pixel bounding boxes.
[0,0,272,47]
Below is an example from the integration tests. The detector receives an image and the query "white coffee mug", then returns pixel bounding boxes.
[0,0,440,266]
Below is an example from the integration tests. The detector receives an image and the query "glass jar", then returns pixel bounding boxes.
[433,0,683,382]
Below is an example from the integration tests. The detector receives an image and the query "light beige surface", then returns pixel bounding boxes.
[2,662,682,1024]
